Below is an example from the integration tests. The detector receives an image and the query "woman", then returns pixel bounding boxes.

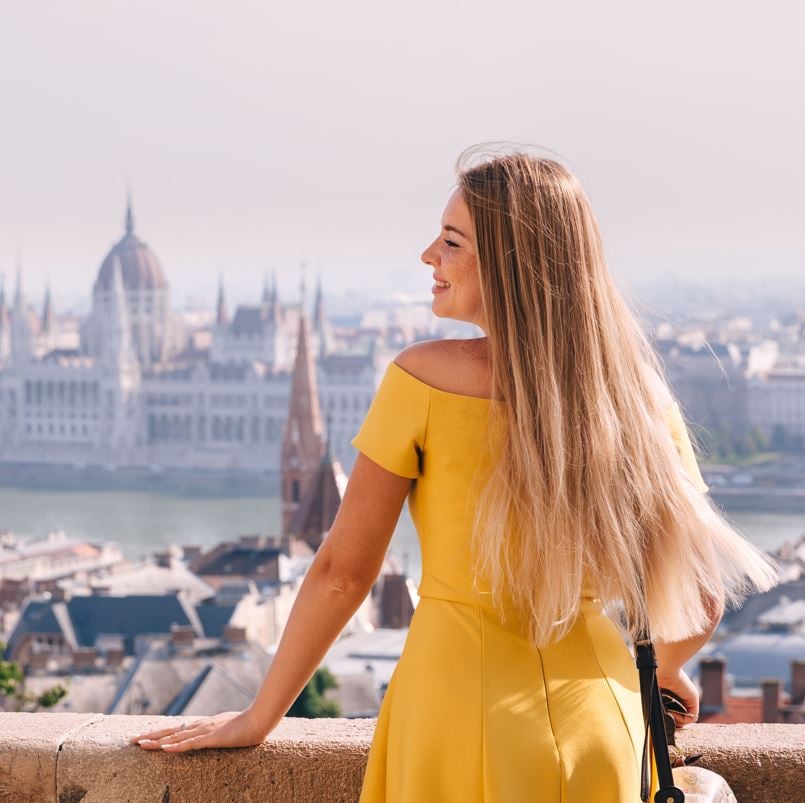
[131,149,779,801]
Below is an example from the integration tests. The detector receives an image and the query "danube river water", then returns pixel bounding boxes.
[1,488,802,587]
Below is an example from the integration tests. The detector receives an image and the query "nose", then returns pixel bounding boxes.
[421,240,438,267]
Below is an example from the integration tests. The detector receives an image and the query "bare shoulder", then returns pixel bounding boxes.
[393,338,491,397]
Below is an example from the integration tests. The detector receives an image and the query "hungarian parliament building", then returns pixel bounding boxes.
[0,203,378,486]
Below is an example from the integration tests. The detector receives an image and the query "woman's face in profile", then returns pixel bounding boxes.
[421,188,486,332]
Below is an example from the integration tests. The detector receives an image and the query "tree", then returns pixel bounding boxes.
[286,666,341,718]
[0,641,68,712]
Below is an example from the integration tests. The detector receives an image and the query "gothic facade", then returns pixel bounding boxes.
[0,203,375,478]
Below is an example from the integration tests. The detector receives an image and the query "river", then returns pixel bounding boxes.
[1,488,802,586]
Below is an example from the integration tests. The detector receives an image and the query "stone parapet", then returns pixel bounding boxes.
[0,713,802,802]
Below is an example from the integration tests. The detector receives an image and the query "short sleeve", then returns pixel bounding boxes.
[663,401,710,493]
[350,361,431,478]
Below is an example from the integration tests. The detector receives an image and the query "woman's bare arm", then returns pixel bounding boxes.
[131,451,413,750]
[652,590,725,727]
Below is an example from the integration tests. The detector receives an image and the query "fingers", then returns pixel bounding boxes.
[130,719,204,746]
[160,733,213,752]
[130,725,182,744]
[671,710,699,728]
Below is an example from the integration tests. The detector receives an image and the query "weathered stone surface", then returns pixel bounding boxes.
[0,713,802,802]
[0,713,99,803]
[677,723,805,803]
[55,715,374,803]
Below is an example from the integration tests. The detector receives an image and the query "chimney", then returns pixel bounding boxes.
[49,586,71,603]
[73,647,98,671]
[699,656,727,712]
[761,678,782,723]
[791,660,805,706]
[223,625,248,644]
[170,624,196,649]
[106,647,125,668]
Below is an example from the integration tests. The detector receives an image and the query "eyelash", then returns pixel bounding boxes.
[444,239,459,248]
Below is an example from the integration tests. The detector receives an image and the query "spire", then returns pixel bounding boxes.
[14,252,23,309]
[262,272,271,305]
[269,269,281,326]
[281,269,326,535]
[299,261,307,314]
[10,254,34,364]
[313,271,323,320]
[312,271,331,358]
[125,188,135,236]
[42,278,53,334]
[216,274,228,326]
[0,273,8,329]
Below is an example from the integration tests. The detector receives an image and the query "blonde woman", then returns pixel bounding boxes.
[132,149,779,801]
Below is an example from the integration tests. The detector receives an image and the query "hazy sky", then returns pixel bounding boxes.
[0,1,802,313]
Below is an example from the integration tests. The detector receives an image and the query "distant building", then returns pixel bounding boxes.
[0,529,123,586]
[1,582,297,673]
[0,200,376,479]
[694,655,804,725]
[658,338,750,439]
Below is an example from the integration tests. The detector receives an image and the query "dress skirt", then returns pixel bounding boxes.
[358,593,659,802]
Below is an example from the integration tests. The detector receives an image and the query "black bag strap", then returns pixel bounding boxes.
[634,629,685,802]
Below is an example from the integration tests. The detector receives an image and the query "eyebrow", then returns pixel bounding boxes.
[443,224,469,239]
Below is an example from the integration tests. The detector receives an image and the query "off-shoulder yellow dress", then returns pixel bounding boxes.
[351,360,709,803]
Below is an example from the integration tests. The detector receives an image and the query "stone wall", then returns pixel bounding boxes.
[0,713,802,802]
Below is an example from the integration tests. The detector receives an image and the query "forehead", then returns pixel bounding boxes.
[442,187,472,232]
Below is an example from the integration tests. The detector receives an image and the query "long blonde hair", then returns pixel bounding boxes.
[460,148,779,649]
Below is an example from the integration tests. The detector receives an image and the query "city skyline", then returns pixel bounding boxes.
[1,1,802,312]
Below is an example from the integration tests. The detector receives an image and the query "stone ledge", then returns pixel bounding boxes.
[0,714,802,802]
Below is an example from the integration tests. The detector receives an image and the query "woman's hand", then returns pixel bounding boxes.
[130,707,276,752]
[656,666,699,729]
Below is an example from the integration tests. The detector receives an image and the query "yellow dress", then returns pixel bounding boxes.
[351,360,709,803]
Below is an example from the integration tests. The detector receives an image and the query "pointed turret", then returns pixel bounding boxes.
[281,269,326,535]
[268,269,281,327]
[125,189,135,237]
[313,272,323,321]
[312,271,333,357]
[262,272,271,305]
[11,256,34,364]
[0,274,8,326]
[0,274,11,361]
[216,275,228,327]
[41,279,53,334]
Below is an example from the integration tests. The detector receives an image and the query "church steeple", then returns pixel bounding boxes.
[281,265,326,535]
[286,409,347,553]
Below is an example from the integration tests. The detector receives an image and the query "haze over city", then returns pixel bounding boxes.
[1,0,802,314]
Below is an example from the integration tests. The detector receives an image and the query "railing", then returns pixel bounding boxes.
[0,713,802,802]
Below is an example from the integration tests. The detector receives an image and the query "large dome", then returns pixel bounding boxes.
[95,202,168,292]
